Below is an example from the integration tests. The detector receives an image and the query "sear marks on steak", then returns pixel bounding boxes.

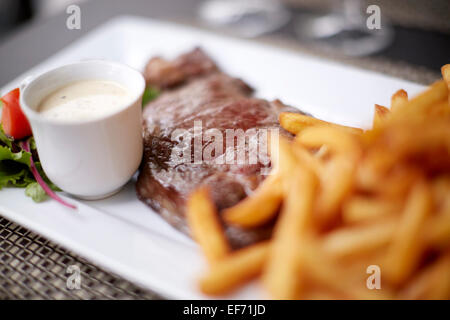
[144,47,218,89]
[137,48,299,248]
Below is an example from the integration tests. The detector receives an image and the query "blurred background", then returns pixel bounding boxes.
[0,0,449,86]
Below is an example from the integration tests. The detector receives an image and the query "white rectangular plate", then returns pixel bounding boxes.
[0,16,425,299]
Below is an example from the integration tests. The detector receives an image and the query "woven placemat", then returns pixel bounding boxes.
[0,17,442,300]
[0,217,161,299]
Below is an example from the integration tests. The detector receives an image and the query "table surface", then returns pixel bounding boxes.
[0,0,447,299]
[1,0,448,87]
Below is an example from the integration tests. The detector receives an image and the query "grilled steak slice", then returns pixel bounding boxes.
[144,47,218,89]
[137,48,297,248]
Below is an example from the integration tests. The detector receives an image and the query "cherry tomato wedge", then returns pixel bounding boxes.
[1,88,32,139]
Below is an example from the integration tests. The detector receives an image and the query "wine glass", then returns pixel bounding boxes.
[294,0,393,56]
[198,0,291,38]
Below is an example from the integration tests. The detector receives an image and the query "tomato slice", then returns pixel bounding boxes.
[1,88,32,139]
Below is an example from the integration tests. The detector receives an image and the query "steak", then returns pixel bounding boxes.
[137,48,298,248]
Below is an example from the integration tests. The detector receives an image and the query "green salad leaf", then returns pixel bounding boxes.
[0,126,59,202]
[0,164,28,189]
[0,127,32,189]
[142,86,160,107]
[0,144,31,166]
[0,124,13,148]
[25,182,48,202]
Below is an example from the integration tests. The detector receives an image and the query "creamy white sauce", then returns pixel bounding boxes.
[38,80,131,121]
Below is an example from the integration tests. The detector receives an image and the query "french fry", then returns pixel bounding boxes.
[322,217,398,258]
[296,126,360,225]
[372,104,390,129]
[199,242,270,295]
[399,253,450,300]
[268,134,296,176]
[301,240,392,299]
[390,89,408,112]
[431,175,450,212]
[279,112,363,135]
[270,134,303,192]
[192,65,450,299]
[342,196,402,223]
[186,187,230,264]
[223,174,283,228]
[263,165,316,299]
[314,145,329,160]
[375,167,421,199]
[302,288,342,300]
[383,181,432,286]
[292,143,324,174]
[442,64,450,104]
[423,210,450,248]
[315,155,356,223]
[428,100,450,117]
[390,80,448,118]
[296,125,360,155]
[424,254,450,299]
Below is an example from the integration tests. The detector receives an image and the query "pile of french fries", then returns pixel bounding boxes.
[186,65,450,299]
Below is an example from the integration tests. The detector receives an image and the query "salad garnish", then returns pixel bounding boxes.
[0,82,159,206]
[1,88,32,139]
[0,88,72,206]
[142,86,159,106]
[22,140,76,209]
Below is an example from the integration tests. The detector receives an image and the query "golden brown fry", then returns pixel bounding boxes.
[295,126,360,226]
[279,112,363,135]
[296,125,360,155]
[199,242,270,295]
[356,160,421,199]
[322,217,398,258]
[302,288,342,300]
[270,134,308,195]
[383,181,432,286]
[315,155,356,224]
[263,166,316,299]
[425,254,450,299]
[390,89,408,112]
[291,143,323,174]
[399,253,450,300]
[268,134,297,176]
[223,174,283,228]
[442,64,450,105]
[423,210,450,248]
[390,80,448,118]
[301,240,392,299]
[431,175,450,212]
[377,168,421,199]
[372,104,390,129]
[342,196,402,223]
[428,100,450,117]
[186,187,230,264]
[193,67,450,299]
